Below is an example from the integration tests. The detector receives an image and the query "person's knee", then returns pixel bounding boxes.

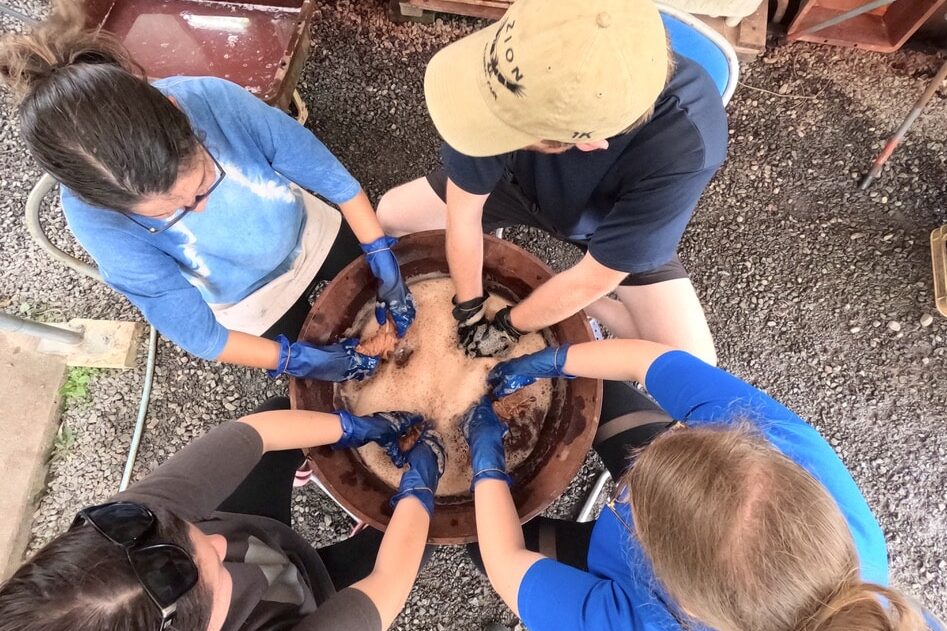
[697,343,718,366]
[680,326,717,366]
[376,188,404,235]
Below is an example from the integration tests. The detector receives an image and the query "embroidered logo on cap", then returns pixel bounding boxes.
[483,17,525,99]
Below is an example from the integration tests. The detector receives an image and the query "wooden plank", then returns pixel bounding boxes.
[405,0,511,20]
[932,226,947,317]
[406,0,766,59]
[699,1,768,61]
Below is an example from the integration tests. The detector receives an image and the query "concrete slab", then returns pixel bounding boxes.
[37,319,142,369]
[0,331,67,578]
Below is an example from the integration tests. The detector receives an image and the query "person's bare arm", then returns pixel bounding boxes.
[237,408,344,452]
[338,189,385,244]
[563,339,672,384]
[217,331,279,370]
[508,253,627,332]
[216,330,282,370]
[474,479,545,616]
[446,179,489,302]
[349,496,431,628]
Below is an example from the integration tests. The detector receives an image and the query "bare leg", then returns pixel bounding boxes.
[587,279,716,365]
[377,176,448,236]
[584,296,640,339]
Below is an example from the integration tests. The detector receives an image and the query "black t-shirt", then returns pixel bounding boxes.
[442,54,728,274]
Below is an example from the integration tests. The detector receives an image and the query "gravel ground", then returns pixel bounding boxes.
[1,0,945,628]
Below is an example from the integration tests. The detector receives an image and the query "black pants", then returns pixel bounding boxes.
[468,380,674,572]
[261,220,363,341]
[216,396,387,591]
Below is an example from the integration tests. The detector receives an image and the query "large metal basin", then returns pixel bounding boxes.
[290,231,601,544]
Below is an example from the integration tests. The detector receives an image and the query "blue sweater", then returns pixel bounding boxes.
[517,351,891,630]
[62,77,361,359]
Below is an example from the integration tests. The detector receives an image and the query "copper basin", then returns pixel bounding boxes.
[289,230,602,544]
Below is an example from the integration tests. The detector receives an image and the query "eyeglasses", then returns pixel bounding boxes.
[606,420,687,536]
[124,142,227,235]
[71,501,200,631]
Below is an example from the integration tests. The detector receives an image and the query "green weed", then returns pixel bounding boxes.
[59,367,99,406]
[50,422,76,462]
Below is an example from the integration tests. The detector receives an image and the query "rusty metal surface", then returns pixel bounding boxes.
[83,0,316,105]
[290,231,602,544]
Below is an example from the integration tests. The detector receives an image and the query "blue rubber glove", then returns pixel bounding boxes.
[461,397,512,489]
[361,236,416,338]
[487,344,575,398]
[390,429,446,515]
[334,410,424,467]
[267,335,379,381]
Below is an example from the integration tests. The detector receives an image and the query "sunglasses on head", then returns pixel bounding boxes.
[123,140,227,235]
[71,501,200,631]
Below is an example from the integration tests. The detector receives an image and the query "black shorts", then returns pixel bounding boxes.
[426,168,688,287]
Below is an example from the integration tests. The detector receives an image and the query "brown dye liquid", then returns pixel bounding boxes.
[338,277,551,497]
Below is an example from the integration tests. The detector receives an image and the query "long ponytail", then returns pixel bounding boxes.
[0,0,199,210]
[0,0,143,101]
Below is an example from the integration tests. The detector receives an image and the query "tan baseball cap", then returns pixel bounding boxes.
[424,0,669,157]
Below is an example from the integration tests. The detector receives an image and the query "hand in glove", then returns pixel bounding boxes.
[333,410,424,466]
[390,429,446,515]
[487,344,575,398]
[461,397,511,489]
[268,335,379,381]
[453,296,523,358]
[361,235,416,338]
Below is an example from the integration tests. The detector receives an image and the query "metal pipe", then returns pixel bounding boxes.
[798,0,895,36]
[860,60,947,190]
[26,173,102,282]
[22,172,156,493]
[120,325,158,491]
[0,311,83,345]
[577,470,611,522]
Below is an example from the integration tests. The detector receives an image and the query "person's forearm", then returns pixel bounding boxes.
[339,189,385,244]
[237,409,344,452]
[216,330,281,370]
[562,339,672,384]
[474,479,545,616]
[509,256,626,332]
[445,180,487,301]
[351,497,430,629]
[446,220,484,301]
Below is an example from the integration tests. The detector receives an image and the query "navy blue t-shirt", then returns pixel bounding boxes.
[441,54,728,274]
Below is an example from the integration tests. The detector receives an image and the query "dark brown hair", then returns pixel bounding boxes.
[0,0,200,210]
[624,423,925,631]
[0,505,212,631]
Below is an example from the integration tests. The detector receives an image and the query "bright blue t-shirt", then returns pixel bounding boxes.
[517,351,890,630]
[62,76,361,360]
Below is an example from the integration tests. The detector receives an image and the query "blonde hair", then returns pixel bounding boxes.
[623,423,925,631]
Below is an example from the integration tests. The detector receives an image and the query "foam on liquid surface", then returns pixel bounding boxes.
[338,277,550,497]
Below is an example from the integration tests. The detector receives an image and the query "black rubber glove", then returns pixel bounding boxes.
[453,297,523,358]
